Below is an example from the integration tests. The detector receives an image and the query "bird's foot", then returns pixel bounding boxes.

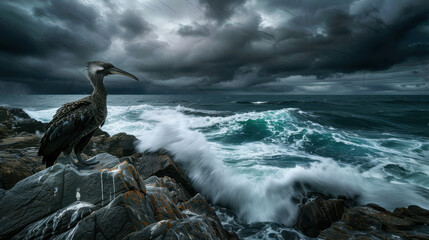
[83,157,99,165]
[65,155,92,170]
[75,163,93,170]
[76,153,100,166]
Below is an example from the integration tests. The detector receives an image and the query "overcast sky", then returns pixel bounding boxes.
[1,0,429,94]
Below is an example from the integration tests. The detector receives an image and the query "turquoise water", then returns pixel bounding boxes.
[1,95,428,239]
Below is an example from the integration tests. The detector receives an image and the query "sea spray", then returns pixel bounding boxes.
[136,110,429,226]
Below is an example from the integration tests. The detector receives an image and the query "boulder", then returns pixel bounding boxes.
[126,152,196,196]
[319,204,429,239]
[0,153,236,240]
[0,155,145,239]
[0,147,44,189]
[84,132,137,158]
[125,189,237,240]
[295,193,350,237]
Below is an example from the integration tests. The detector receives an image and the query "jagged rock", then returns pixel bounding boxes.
[144,175,192,204]
[124,216,230,240]
[0,147,44,189]
[0,156,145,239]
[178,194,238,239]
[295,193,349,237]
[127,152,196,196]
[319,204,429,240]
[0,154,235,240]
[84,132,137,158]
[125,189,236,240]
[0,106,45,136]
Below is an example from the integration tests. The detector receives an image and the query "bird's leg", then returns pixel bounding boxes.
[65,154,88,169]
[76,152,99,165]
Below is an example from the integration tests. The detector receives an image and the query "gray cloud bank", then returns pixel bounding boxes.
[0,0,429,94]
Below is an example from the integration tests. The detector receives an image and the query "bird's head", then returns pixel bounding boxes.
[87,61,139,81]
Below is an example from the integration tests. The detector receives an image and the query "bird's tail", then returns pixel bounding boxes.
[42,156,56,168]
[40,151,60,168]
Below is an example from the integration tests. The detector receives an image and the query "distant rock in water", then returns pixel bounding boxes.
[0,153,236,240]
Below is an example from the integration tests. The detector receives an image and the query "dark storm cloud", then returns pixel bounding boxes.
[34,0,98,30]
[0,0,429,94]
[119,10,151,38]
[198,0,246,22]
[0,0,139,93]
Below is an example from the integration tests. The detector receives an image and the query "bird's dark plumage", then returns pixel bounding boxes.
[38,61,138,168]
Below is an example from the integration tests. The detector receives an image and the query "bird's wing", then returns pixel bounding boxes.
[45,98,92,130]
[38,101,96,157]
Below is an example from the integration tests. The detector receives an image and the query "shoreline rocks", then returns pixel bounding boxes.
[295,193,429,239]
[0,154,237,239]
[294,193,352,237]
[0,106,45,138]
[319,204,429,239]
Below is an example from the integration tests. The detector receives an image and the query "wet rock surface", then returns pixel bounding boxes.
[0,147,44,189]
[294,193,352,237]
[295,192,429,239]
[0,154,236,240]
[126,151,196,196]
[319,204,429,240]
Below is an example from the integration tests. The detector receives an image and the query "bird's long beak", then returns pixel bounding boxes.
[109,67,139,81]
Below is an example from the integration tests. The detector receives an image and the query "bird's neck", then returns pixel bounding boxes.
[89,74,107,102]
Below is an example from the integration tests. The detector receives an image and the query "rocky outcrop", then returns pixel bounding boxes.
[0,146,44,189]
[0,154,236,240]
[0,107,47,189]
[124,152,196,196]
[295,193,429,239]
[0,106,45,138]
[295,193,352,237]
[0,131,45,190]
[319,204,429,240]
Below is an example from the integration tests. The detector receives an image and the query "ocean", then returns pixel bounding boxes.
[1,95,428,239]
